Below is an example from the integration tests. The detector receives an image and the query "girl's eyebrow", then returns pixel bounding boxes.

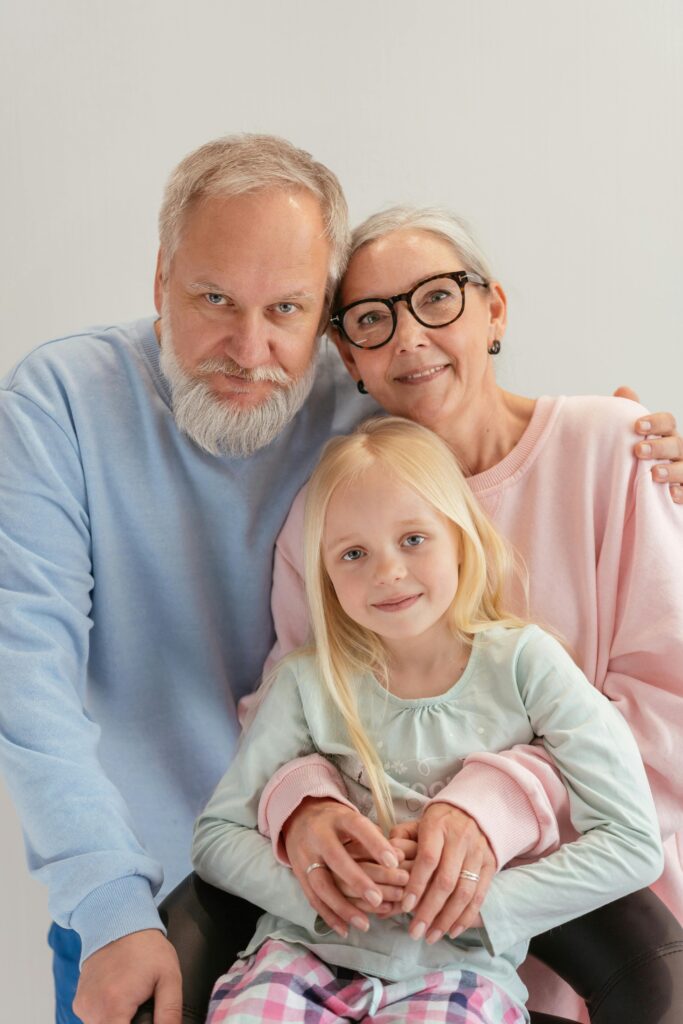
[326,519,434,549]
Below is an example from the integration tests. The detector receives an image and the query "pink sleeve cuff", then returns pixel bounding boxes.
[258,755,356,865]
[427,754,561,868]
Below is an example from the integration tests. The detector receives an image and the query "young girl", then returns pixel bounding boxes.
[192,416,662,1024]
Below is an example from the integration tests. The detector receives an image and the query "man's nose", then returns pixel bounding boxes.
[224,310,271,368]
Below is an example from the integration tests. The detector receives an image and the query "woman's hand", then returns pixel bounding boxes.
[282,797,402,936]
[614,387,683,503]
[394,804,496,943]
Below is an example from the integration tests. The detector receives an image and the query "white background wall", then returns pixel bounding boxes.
[1,1,681,1020]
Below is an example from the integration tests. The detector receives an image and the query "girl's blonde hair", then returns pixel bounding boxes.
[304,416,527,833]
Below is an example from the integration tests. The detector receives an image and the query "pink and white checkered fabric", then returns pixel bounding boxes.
[207,939,526,1023]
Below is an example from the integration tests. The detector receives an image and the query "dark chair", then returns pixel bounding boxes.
[131,876,683,1024]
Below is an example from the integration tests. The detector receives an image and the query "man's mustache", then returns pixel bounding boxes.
[196,358,290,386]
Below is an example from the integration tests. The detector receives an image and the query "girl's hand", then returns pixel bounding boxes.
[333,844,410,914]
[397,803,496,943]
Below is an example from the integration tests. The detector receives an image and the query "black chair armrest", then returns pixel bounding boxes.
[529,887,683,1022]
[132,874,261,1024]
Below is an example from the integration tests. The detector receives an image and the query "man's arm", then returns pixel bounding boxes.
[0,388,175,1023]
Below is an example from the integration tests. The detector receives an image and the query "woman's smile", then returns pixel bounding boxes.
[393,363,450,385]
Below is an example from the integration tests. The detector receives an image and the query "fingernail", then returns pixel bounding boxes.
[351,915,369,932]
[334,925,348,938]
[426,929,442,945]
[365,889,382,907]
[402,893,417,913]
[638,420,651,432]
[382,851,399,868]
[410,921,426,940]
[654,465,669,480]
[673,486,683,503]
[638,443,652,456]
[450,925,464,939]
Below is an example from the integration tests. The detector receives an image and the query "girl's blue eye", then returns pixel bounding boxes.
[403,534,426,547]
[341,548,364,562]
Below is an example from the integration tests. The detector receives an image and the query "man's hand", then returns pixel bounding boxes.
[72,929,182,1024]
[282,797,402,936]
[614,386,683,503]
[393,805,495,944]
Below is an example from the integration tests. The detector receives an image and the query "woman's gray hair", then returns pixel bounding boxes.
[158,134,350,297]
[348,205,494,284]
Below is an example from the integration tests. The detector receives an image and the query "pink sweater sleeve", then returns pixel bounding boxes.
[434,447,683,864]
[599,465,683,841]
[262,487,310,678]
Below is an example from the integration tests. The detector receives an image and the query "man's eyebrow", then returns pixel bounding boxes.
[187,281,317,301]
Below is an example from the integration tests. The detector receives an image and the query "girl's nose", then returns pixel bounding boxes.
[374,553,407,584]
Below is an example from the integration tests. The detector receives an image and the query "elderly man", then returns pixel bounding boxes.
[0,134,680,1024]
[0,135,377,1024]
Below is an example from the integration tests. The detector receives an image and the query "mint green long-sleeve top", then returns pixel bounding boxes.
[192,625,663,1011]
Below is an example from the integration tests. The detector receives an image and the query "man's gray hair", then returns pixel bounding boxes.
[347,206,494,293]
[159,134,350,299]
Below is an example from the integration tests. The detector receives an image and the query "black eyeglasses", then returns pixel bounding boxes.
[330,270,489,350]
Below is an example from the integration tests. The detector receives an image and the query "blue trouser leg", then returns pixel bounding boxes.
[48,923,84,1024]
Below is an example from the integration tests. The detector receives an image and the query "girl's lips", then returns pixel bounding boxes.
[372,593,421,612]
[394,364,449,385]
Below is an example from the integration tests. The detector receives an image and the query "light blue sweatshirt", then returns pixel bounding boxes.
[193,627,663,1013]
[0,317,372,961]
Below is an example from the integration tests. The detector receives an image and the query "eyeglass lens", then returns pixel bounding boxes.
[341,277,464,348]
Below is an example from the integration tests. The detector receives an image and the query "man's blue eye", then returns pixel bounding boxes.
[341,548,364,561]
[277,303,297,314]
[206,293,225,305]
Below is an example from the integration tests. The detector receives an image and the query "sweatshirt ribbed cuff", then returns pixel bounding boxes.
[259,757,357,865]
[70,875,164,965]
[427,761,541,868]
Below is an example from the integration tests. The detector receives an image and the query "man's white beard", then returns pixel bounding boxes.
[158,319,317,458]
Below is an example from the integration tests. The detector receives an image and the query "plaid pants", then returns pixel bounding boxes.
[207,939,526,1023]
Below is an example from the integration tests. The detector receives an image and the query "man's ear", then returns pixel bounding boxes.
[153,249,167,315]
[330,330,362,384]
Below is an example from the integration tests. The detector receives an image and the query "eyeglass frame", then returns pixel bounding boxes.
[329,270,490,350]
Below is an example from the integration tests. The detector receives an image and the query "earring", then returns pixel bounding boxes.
[357,380,368,394]
[487,340,501,355]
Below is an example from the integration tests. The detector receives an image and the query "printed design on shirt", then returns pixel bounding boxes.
[328,749,465,816]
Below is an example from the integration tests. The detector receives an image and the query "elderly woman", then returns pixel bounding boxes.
[243,207,683,1023]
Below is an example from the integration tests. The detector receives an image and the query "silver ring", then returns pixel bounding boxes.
[459,869,480,882]
[305,862,326,876]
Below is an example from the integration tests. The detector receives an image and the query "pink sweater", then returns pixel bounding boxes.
[256,395,683,1021]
